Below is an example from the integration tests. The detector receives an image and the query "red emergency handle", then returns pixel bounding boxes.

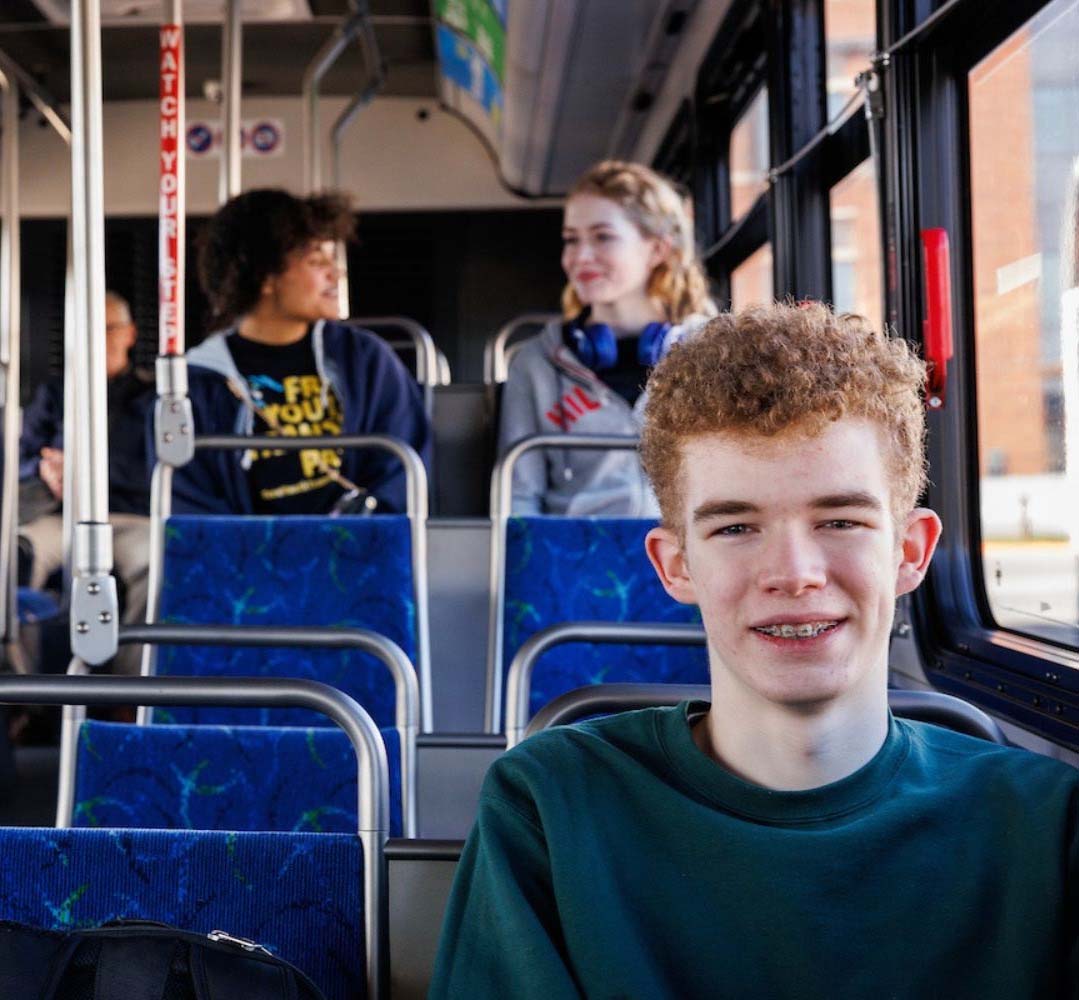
[920,228,952,408]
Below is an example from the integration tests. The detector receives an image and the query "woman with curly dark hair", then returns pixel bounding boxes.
[176,188,430,515]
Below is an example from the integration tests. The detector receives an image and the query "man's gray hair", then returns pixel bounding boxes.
[105,290,133,326]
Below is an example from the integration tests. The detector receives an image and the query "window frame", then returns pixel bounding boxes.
[897,0,1079,746]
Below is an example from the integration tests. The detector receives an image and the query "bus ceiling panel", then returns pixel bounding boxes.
[29,0,323,25]
[500,0,703,196]
[0,1,434,102]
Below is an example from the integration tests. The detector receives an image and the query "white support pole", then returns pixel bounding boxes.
[0,69,20,649]
[219,0,242,204]
[68,0,117,665]
[154,2,194,468]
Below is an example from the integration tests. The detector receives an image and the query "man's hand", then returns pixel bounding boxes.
[39,447,64,499]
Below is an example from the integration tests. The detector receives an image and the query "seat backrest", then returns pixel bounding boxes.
[500,517,707,721]
[156,515,416,728]
[71,720,406,837]
[0,826,364,1000]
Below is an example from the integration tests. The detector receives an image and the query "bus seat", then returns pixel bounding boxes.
[155,515,418,729]
[496,517,706,725]
[431,383,494,517]
[70,720,406,838]
[0,826,365,1000]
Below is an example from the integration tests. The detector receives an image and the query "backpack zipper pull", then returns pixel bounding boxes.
[207,929,272,956]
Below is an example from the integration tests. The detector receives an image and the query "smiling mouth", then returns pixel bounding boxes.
[752,621,840,640]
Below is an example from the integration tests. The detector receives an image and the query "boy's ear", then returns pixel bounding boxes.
[645,526,698,605]
[895,507,942,598]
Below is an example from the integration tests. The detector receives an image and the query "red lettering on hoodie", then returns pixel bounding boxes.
[545,388,603,427]
[573,387,601,411]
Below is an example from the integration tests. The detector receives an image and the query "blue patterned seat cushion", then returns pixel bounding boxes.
[156,515,416,728]
[72,720,403,838]
[503,517,708,717]
[0,827,364,1000]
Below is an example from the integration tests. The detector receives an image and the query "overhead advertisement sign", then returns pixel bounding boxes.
[434,0,505,149]
[435,0,505,82]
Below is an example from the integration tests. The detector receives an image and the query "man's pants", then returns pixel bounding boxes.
[18,512,150,675]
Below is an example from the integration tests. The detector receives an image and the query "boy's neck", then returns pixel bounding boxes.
[693,669,890,791]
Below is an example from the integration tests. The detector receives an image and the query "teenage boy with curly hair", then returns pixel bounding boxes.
[431,302,1078,999]
[176,188,430,514]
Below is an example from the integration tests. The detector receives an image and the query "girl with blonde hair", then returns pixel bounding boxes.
[498,160,716,515]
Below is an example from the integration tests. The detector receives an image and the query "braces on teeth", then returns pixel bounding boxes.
[755,622,837,639]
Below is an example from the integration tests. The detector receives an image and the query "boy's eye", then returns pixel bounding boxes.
[714,524,751,536]
[822,519,859,529]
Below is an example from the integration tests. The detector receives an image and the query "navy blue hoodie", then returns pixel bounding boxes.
[20,366,155,516]
[171,320,431,514]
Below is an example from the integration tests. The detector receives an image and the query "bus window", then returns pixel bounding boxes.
[824,0,876,118]
[969,0,1079,650]
[830,159,882,328]
[729,86,769,223]
[730,243,773,310]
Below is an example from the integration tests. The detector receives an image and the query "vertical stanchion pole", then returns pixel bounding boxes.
[144,1,192,682]
[159,13,184,359]
[0,70,20,652]
[220,0,242,204]
[61,232,75,600]
[154,3,193,468]
[69,0,118,665]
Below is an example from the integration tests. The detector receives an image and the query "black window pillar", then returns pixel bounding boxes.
[768,0,829,301]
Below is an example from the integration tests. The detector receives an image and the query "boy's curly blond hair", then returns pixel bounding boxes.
[640,302,928,532]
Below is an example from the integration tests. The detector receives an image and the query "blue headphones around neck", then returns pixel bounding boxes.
[567,314,672,371]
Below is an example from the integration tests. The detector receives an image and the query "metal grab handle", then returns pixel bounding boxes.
[303,7,370,194]
[524,682,710,740]
[124,621,419,836]
[191,433,428,520]
[505,622,707,747]
[483,313,560,385]
[485,434,641,734]
[125,623,419,732]
[1,670,388,1000]
[147,433,432,731]
[491,433,639,521]
[350,316,440,415]
[523,682,1010,748]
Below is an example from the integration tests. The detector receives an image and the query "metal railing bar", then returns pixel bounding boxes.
[145,435,431,731]
[506,622,707,746]
[483,313,559,385]
[0,670,388,1000]
[484,434,640,733]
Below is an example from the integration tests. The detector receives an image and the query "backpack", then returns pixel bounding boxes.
[0,920,328,1000]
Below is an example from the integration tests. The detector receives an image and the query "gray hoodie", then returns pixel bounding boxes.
[497,316,709,516]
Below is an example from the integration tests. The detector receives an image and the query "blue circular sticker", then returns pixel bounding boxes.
[250,121,280,154]
[186,124,213,154]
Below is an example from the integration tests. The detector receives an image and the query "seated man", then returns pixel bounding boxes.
[431,303,1078,999]
[18,291,153,674]
[177,188,430,515]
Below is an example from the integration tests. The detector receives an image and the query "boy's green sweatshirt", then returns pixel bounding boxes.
[430,704,1079,999]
